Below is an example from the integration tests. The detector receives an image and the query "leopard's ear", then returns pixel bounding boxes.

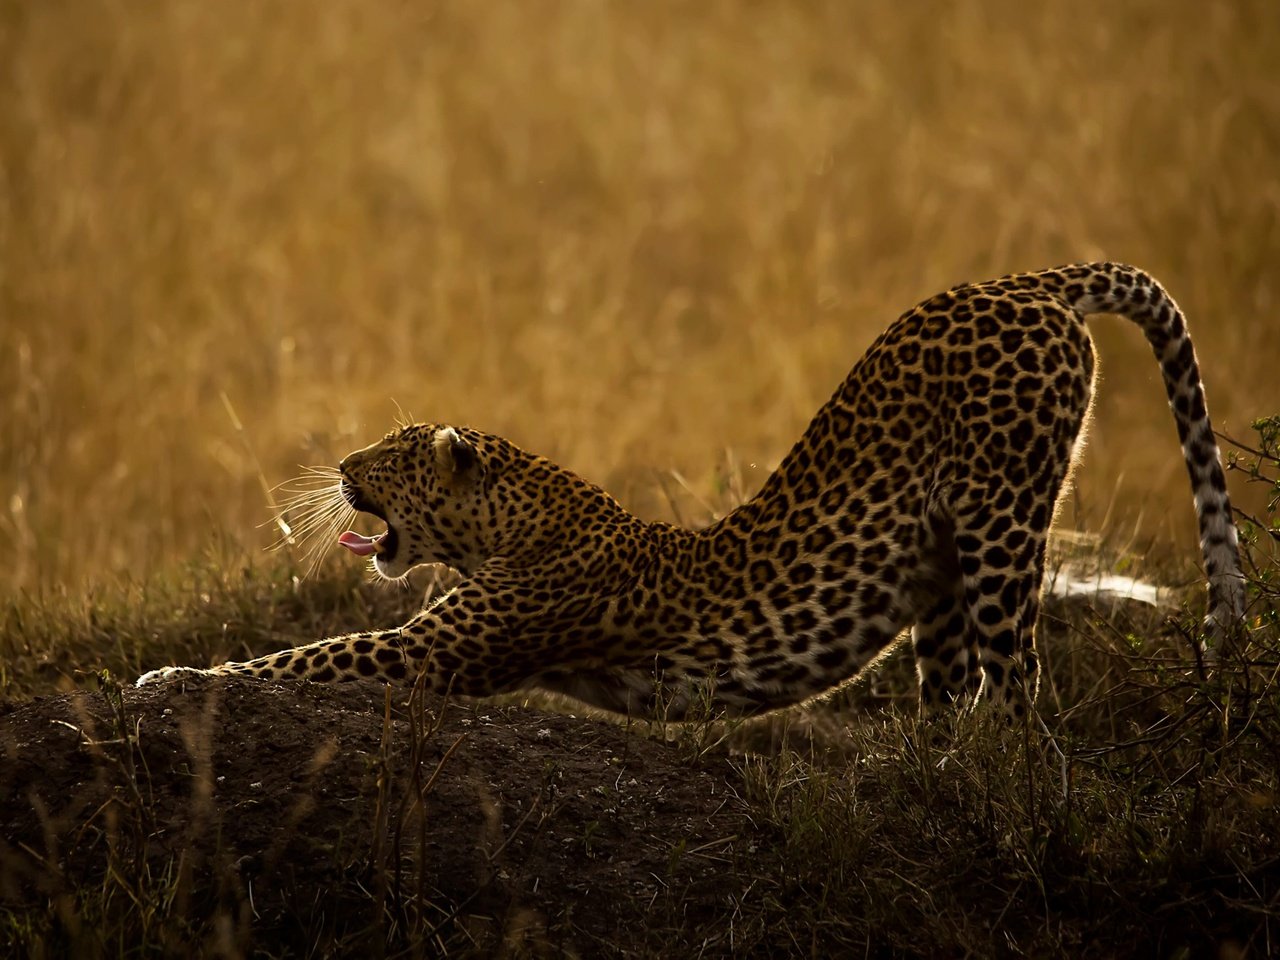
[432,426,476,476]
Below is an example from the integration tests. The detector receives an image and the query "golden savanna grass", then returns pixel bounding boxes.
[2,0,1279,597]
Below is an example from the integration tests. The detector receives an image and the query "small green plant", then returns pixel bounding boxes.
[1228,415,1280,627]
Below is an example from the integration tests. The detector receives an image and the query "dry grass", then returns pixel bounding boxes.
[1,0,1278,597]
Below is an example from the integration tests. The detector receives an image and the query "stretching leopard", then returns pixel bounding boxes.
[138,263,1246,722]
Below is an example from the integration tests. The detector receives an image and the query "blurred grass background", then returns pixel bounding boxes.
[1,0,1278,597]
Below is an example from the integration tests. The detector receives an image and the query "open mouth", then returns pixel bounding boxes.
[337,483,399,563]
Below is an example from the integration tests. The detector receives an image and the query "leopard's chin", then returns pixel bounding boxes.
[371,533,417,581]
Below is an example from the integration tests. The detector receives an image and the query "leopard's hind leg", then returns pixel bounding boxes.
[911,516,982,712]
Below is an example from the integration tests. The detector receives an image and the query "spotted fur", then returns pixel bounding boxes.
[138,263,1246,722]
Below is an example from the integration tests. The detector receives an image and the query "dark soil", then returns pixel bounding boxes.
[0,677,774,956]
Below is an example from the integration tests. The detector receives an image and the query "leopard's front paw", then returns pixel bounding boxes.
[135,665,214,687]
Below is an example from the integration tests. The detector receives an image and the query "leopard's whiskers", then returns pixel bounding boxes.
[267,465,356,577]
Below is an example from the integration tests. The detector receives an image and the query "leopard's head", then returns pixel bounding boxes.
[336,424,499,579]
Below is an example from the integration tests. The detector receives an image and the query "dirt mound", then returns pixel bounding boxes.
[0,677,769,954]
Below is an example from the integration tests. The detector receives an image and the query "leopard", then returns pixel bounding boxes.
[137,262,1247,723]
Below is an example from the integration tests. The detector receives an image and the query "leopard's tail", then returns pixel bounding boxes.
[1017,262,1246,645]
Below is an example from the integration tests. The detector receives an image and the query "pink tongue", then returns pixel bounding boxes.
[338,531,380,557]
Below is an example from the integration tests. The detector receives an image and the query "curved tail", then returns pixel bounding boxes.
[1000,262,1246,642]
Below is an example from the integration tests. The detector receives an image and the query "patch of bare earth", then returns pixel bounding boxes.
[1,677,772,954]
